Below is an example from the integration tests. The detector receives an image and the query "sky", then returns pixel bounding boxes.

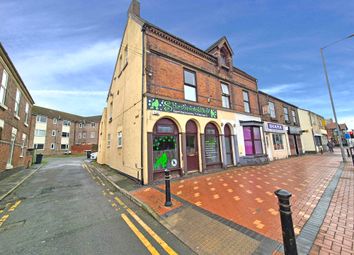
[1,0,353,128]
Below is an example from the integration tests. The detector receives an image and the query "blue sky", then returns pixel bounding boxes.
[1,0,353,128]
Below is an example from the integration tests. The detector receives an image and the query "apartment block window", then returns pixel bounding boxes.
[284,107,289,122]
[107,134,111,148]
[269,102,276,118]
[35,129,46,137]
[184,69,197,102]
[90,132,95,139]
[117,131,122,148]
[20,134,27,157]
[0,119,4,140]
[61,144,69,150]
[53,118,57,124]
[292,110,297,123]
[62,132,70,137]
[243,91,250,113]
[78,133,82,139]
[52,130,56,136]
[243,126,263,156]
[63,120,70,126]
[35,144,44,150]
[36,115,47,123]
[272,133,284,150]
[0,69,8,105]
[79,123,82,128]
[51,143,55,150]
[24,103,29,125]
[14,89,21,117]
[83,133,86,138]
[221,83,231,108]
[91,122,96,128]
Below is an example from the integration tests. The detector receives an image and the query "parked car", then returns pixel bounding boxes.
[90,152,97,160]
[64,150,72,155]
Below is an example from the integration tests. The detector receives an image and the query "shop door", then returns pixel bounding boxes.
[224,125,233,166]
[288,135,296,156]
[186,121,199,171]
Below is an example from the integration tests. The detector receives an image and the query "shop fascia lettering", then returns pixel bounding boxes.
[264,122,287,133]
[147,97,217,118]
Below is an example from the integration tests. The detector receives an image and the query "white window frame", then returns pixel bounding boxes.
[0,69,8,106]
[117,131,123,148]
[221,83,231,108]
[52,130,56,136]
[53,118,57,124]
[24,103,29,125]
[243,91,250,113]
[184,69,197,102]
[35,129,46,137]
[292,110,297,124]
[269,102,276,118]
[51,143,55,150]
[284,107,289,122]
[14,89,21,117]
[90,132,95,139]
[20,133,26,157]
[36,115,47,123]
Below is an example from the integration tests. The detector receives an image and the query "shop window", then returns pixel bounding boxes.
[221,83,230,108]
[204,123,221,165]
[272,133,284,150]
[243,126,263,156]
[153,118,179,171]
[243,91,250,113]
[184,69,197,102]
[269,102,276,119]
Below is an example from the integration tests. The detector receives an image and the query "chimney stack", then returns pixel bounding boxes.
[128,0,140,17]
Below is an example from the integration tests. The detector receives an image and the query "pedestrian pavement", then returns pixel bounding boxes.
[90,149,353,254]
[0,164,42,202]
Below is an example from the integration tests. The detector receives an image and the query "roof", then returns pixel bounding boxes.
[326,122,348,130]
[258,90,298,108]
[0,43,35,104]
[206,36,234,55]
[32,106,101,123]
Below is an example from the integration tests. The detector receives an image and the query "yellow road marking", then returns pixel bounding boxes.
[114,196,125,206]
[121,213,160,255]
[0,209,3,214]
[111,203,117,208]
[109,191,114,195]
[127,208,178,255]
[0,214,9,227]
[9,200,21,212]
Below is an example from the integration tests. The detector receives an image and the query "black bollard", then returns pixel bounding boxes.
[347,148,350,158]
[164,169,172,207]
[274,189,298,255]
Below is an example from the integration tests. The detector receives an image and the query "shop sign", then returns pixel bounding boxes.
[288,126,302,135]
[147,97,217,119]
[264,122,286,133]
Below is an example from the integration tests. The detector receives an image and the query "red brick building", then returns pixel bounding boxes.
[0,43,35,172]
[28,106,101,155]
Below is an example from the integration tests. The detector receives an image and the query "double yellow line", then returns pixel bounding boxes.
[0,200,22,227]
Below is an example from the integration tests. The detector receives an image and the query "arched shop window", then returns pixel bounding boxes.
[204,123,221,166]
[224,124,233,165]
[153,118,179,171]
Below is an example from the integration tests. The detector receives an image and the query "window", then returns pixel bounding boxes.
[63,120,70,126]
[124,45,128,65]
[220,51,227,66]
[79,123,82,128]
[53,118,57,124]
[184,69,197,101]
[0,69,8,105]
[272,133,284,150]
[90,132,95,139]
[36,115,47,123]
[78,133,82,139]
[20,134,27,157]
[51,143,55,150]
[117,131,123,147]
[107,134,111,148]
[243,91,250,113]
[24,103,29,125]
[62,132,70,137]
[35,144,44,150]
[204,123,221,165]
[61,144,69,150]
[82,132,86,138]
[109,102,113,121]
[52,130,56,136]
[284,107,289,122]
[0,119,4,140]
[35,129,46,137]
[14,89,21,116]
[243,126,263,156]
[221,83,231,108]
[292,110,297,123]
[269,102,276,118]
[91,122,96,128]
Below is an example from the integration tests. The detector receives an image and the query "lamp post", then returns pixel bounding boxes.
[320,34,354,162]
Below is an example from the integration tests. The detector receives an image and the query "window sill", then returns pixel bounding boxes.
[24,123,29,127]
[117,146,123,149]
[0,103,8,111]
[14,115,20,120]
[19,156,24,158]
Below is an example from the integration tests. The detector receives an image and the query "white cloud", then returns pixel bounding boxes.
[338,115,354,130]
[31,90,107,97]
[261,82,305,94]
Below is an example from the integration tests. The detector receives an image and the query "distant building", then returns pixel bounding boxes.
[259,91,303,161]
[325,119,348,145]
[28,106,101,155]
[298,109,328,153]
[0,43,35,171]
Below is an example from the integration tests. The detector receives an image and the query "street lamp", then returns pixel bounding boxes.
[320,34,354,162]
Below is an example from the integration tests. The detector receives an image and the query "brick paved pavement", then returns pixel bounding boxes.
[310,163,354,255]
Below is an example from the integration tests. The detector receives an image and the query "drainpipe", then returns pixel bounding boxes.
[140,26,146,185]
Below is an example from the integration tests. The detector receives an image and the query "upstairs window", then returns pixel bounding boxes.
[269,102,276,119]
[36,115,47,123]
[90,132,95,139]
[292,110,297,123]
[243,91,250,113]
[83,132,86,138]
[284,107,289,122]
[52,130,56,136]
[63,120,71,126]
[221,83,231,108]
[53,118,57,124]
[0,69,8,105]
[124,45,128,66]
[91,122,96,128]
[117,131,122,148]
[220,50,227,66]
[35,129,46,137]
[62,132,70,137]
[0,119,4,140]
[107,134,111,148]
[184,69,197,102]
[78,133,82,139]
[14,89,21,117]
[24,103,29,125]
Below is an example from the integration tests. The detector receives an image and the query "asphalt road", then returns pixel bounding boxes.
[0,157,194,255]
